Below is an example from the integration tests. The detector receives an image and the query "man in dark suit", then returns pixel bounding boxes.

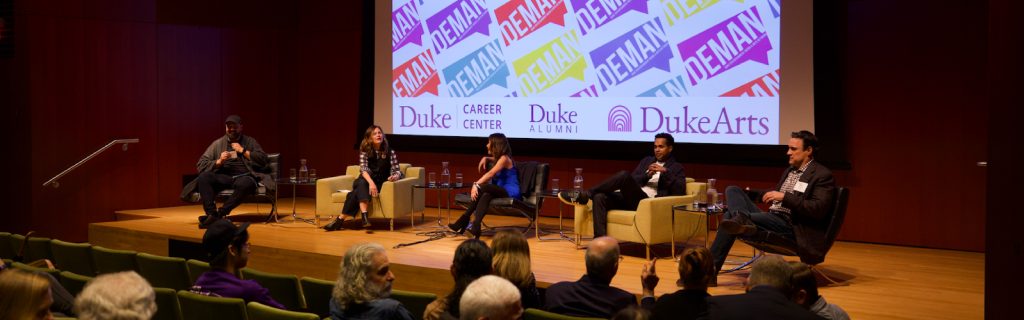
[559,133,687,237]
[702,255,824,319]
[544,236,637,318]
[709,130,836,276]
[190,115,272,228]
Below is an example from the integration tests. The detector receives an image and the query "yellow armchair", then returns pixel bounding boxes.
[316,163,425,230]
[572,178,707,259]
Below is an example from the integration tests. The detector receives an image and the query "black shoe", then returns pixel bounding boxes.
[468,222,481,239]
[447,222,466,233]
[198,215,219,229]
[322,217,345,231]
[360,212,372,228]
[708,276,718,287]
[558,190,590,206]
[719,219,757,237]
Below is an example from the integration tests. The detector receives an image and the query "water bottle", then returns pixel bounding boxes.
[706,178,719,210]
[573,168,584,191]
[440,161,451,187]
[299,159,309,183]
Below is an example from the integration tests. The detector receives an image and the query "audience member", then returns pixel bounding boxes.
[646,247,714,320]
[0,268,53,320]
[74,271,156,320]
[329,242,413,320]
[458,275,522,320]
[489,230,541,309]
[789,262,850,320]
[192,220,286,309]
[703,256,823,319]
[0,262,75,317]
[323,125,404,231]
[424,239,493,320]
[544,236,636,318]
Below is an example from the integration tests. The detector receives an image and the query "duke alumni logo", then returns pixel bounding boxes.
[608,105,632,132]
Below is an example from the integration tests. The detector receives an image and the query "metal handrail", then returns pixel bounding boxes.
[42,138,140,188]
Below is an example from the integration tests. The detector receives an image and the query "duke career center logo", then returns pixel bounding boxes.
[608,105,632,132]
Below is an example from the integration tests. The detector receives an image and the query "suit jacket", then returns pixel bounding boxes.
[703,286,825,320]
[748,160,835,264]
[179,134,273,201]
[649,289,710,320]
[630,156,686,197]
[544,275,637,318]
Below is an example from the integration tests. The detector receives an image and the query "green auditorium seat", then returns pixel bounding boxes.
[299,276,335,318]
[50,240,95,276]
[391,289,437,320]
[58,271,93,296]
[25,236,54,262]
[241,267,305,311]
[0,232,13,259]
[136,253,191,291]
[186,259,211,285]
[152,287,182,320]
[91,246,138,274]
[177,290,247,320]
[247,301,320,320]
[524,308,606,320]
[11,261,60,278]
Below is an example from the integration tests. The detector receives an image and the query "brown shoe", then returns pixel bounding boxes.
[719,219,757,237]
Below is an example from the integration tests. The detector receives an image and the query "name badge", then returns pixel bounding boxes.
[794,181,808,193]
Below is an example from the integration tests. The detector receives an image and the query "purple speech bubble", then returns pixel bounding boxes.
[393,1,424,52]
[589,18,672,91]
[570,0,648,35]
[426,0,492,54]
[676,6,772,87]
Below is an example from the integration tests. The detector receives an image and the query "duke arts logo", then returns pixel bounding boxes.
[676,6,772,87]
[392,1,424,52]
[608,105,632,132]
[496,0,568,46]
[393,50,440,97]
[570,0,648,35]
[513,30,586,97]
[426,0,492,55]
[443,40,510,97]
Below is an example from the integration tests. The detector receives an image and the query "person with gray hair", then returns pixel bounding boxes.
[543,236,637,318]
[703,256,824,319]
[329,242,414,320]
[74,271,156,320]
[459,275,522,320]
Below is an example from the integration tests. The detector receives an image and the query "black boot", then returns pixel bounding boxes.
[198,214,219,229]
[448,213,471,233]
[322,216,346,231]
[468,213,484,239]
[360,212,372,228]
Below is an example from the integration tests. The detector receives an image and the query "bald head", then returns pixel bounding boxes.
[585,236,620,284]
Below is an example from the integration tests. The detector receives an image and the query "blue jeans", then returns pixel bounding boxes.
[709,186,795,272]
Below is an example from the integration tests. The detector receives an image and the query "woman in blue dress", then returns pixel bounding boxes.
[448,133,520,238]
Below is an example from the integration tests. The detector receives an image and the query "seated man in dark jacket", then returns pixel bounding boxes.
[702,256,824,320]
[544,237,636,318]
[191,115,272,229]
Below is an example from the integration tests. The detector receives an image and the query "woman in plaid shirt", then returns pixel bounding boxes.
[323,125,403,231]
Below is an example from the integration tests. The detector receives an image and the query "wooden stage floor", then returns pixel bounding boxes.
[90,199,983,319]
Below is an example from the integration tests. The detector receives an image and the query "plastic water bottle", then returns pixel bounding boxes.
[440,161,451,187]
[299,159,309,183]
[573,168,584,191]
[706,178,719,210]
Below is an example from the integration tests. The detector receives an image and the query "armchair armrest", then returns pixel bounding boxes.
[633,195,697,243]
[316,174,356,214]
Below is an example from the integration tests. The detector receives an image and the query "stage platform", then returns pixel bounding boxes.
[89,199,983,319]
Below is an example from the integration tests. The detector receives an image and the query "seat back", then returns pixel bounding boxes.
[517,161,549,208]
[25,236,53,262]
[821,187,850,255]
[187,259,211,285]
[50,240,96,276]
[58,270,93,296]
[247,302,320,320]
[264,153,280,181]
[92,246,138,274]
[152,287,182,320]
[177,290,248,320]
[11,261,60,278]
[136,253,192,291]
[391,289,437,320]
[240,268,305,311]
[0,232,13,259]
[299,276,334,318]
[523,308,605,320]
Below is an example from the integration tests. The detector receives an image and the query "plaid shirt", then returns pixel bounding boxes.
[769,160,812,218]
[360,149,403,180]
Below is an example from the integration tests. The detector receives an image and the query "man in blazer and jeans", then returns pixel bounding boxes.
[709,130,836,278]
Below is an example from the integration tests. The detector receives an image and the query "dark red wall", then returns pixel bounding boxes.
[1,0,989,252]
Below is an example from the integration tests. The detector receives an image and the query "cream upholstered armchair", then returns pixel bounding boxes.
[572,178,707,259]
[316,164,425,230]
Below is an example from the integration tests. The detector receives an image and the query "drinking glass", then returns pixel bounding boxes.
[289,168,297,182]
[309,169,317,182]
[455,172,464,187]
[551,178,560,193]
[428,172,436,187]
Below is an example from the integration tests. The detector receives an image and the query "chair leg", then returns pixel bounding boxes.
[811,265,848,287]
[390,218,394,231]
[646,245,651,260]
[721,250,764,273]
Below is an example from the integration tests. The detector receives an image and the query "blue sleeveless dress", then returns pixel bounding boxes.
[491,165,521,199]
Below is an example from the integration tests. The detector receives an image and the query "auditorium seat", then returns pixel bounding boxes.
[247,301,320,320]
[523,308,604,320]
[50,239,95,276]
[391,289,437,320]
[177,290,248,320]
[91,246,138,274]
[186,259,211,285]
[299,276,334,318]
[240,267,305,311]
[136,253,191,291]
[58,271,93,296]
[152,287,182,320]
[316,163,425,230]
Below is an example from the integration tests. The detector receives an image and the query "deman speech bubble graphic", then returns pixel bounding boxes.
[393,1,424,52]
[496,0,569,46]
[513,30,586,97]
[721,69,779,97]
[570,0,649,35]
[443,40,511,97]
[676,6,772,87]
[393,50,440,97]
[590,18,672,91]
[639,75,689,97]
[426,0,492,55]
[660,0,732,27]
